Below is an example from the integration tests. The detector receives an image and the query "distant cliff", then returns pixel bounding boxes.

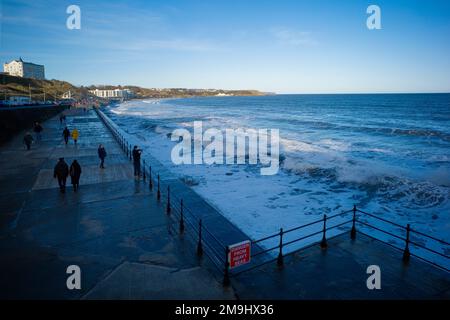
[86,85,270,99]
[0,74,270,101]
[0,74,90,101]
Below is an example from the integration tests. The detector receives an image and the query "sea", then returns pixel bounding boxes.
[104,93,450,266]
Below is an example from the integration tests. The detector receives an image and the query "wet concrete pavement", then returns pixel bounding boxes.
[0,109,234,299]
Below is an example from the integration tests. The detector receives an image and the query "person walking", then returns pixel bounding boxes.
[54,158,69,193]
[33,122,43,142]
[63,127,70,145]
[69,160,82,192]
[132,145,142,178]
[71,128,79,145]
[98,144,107,169]
[23,132,34,151]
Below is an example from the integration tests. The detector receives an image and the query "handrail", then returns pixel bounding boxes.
[356,208,449,257]
[240,206,449,276]
[356,220,406,242]
[409,227,450,246]
[356,209,406,229]
[252,208,353,245]
[282,217,323,235]
[283,229,324,248]
[409,239,449,259]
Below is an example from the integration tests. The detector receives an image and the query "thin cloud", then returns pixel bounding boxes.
[270,27,318,46]
[124,39,221,52]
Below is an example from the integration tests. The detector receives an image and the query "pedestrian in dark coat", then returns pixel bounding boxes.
[69,160,82,192]
[63,127,70,145]
[54,158,69,193]
[33,122,43,142]
[23,132,34,150]
[132,146,142,177]
[98,144,107,169]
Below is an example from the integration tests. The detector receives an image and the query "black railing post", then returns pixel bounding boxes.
[126,143,129,157]
[351,205,357,240]
[197,219,203,256]
[166,186,171,215]
[143,160,146,181]
[149,166,153,190]
[277,228,284,266]
[223,246,230,286]
[129,144,132,161]
[157,174,161,201]
[320,214,328,249]
[179,199,185,234]
[403,224,411,263]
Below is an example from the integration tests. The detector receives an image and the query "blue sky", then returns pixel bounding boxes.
[1,0,450,93]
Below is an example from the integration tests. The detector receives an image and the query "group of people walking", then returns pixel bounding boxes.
[62,127,79,145]
[52,144,108,194]
[23,123,80,151]
[53,158,81,193]
[23,122,43,151]
[22,112,145,194]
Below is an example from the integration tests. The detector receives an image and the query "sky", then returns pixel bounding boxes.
[1,0,450,93]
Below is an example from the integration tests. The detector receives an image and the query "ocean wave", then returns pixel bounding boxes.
[281,156,448,210]
[142,99,161,104]
[107,99,450,214]
[375,178,448,209]
[275,118,450,142]
[279,140,448,210]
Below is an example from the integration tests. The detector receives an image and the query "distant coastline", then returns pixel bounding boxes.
[0,74,271,103]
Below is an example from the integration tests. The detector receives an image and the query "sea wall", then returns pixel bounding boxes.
[0,105,68,145]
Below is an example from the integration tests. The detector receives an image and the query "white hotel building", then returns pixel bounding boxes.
[89,88,134,99]
[3,58,45,80]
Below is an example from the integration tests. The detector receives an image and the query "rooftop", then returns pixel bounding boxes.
[6,57,44,67]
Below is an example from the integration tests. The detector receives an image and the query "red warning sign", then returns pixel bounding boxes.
[228,240,251,269]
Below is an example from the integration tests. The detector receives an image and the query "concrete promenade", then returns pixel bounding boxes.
[0,108,234,299]
[0,107,449,300]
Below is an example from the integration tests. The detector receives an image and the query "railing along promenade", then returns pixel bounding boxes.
[94,107,450,286]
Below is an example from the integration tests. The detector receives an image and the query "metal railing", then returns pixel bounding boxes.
[353,207,450,271]
[229,205,450,281]
[94,107,450,287]
[94,108,228,274]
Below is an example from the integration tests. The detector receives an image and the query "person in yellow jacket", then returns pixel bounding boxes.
[71,128,79,145]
